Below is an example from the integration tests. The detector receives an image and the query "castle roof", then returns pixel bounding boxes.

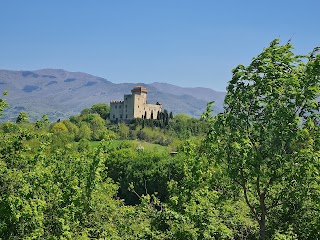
[131,86,148,94]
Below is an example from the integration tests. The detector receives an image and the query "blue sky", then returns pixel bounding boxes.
[0,0,319,91]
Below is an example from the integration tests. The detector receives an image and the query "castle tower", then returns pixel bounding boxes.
[131,86,148,119]
[110,86,162,122]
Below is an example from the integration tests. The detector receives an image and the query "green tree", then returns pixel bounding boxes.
[62,120,79,139]
[16,111,29,123]
[0,128,152,239]
[35,114,50,129]
[169,111,173,119]
[168,139,258,239]
[81,103,110,119]
[0,91,9,117]
[77,123,92,140]
[118,122,130,139]
[213,39,320,239]
[81,114,106,140]
[1,122,20,133]
[90,103,110,119]
[41,114,50,124]
[51,122,68,134]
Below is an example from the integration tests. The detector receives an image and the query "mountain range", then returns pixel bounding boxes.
[0,69,225,122]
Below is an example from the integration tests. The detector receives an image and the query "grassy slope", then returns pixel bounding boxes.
[89,139,169,152]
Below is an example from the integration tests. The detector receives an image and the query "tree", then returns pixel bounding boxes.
[77,123,92,140]
[16,112,29,123]
[118,123,130,139]
[62,120,79,139]
[169,111,173,119]
[35,114,50,129]
[0,91,9,117]
[41,114,50,124]
[90,103,110,119]
[213,39,320,239]
[163,109,169,126]
[50,122,68,134]
[81,114,106,140]
[81,103,110,119]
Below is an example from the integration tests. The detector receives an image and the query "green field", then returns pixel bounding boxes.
[89,139,169,152]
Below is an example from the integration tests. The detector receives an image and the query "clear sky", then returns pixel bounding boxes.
[0,0,319,91]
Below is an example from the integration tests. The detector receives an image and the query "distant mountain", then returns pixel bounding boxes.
[150,82,225,109]
[0,69,225,122]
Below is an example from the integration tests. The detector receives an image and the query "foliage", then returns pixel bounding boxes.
[1,40,320,240]
[35,114,50,129]
[50,121,68,134]
[81,103,110,119]
[105,145,182,205]
[16,111,29,123]
[0,91,9,117]
[211,39,320,239]
[0,130,152,239]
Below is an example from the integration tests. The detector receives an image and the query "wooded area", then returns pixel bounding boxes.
[1,39,320,239]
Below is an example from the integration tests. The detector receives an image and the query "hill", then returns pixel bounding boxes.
[0,69,225,122]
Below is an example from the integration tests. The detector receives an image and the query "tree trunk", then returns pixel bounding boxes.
[259,218,266,240]
[259,195,266,240]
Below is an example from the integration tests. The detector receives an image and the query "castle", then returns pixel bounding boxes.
[110,86,162,121]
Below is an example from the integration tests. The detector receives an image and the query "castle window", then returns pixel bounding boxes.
[119,105,121,109]
[125,105,127,108]
[115,105,117,109]
[120,115,122,119]
[113,114,115,119]
[126,114,128,118]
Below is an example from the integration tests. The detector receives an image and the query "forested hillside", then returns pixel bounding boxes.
[0,69,225,122]
[1,40,320,240]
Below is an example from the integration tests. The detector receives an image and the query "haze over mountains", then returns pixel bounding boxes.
[0,69,225,122]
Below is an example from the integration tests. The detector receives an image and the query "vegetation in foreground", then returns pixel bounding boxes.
[0,39,320,239]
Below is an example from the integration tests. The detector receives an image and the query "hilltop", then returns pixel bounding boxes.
[0,69,225,122]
